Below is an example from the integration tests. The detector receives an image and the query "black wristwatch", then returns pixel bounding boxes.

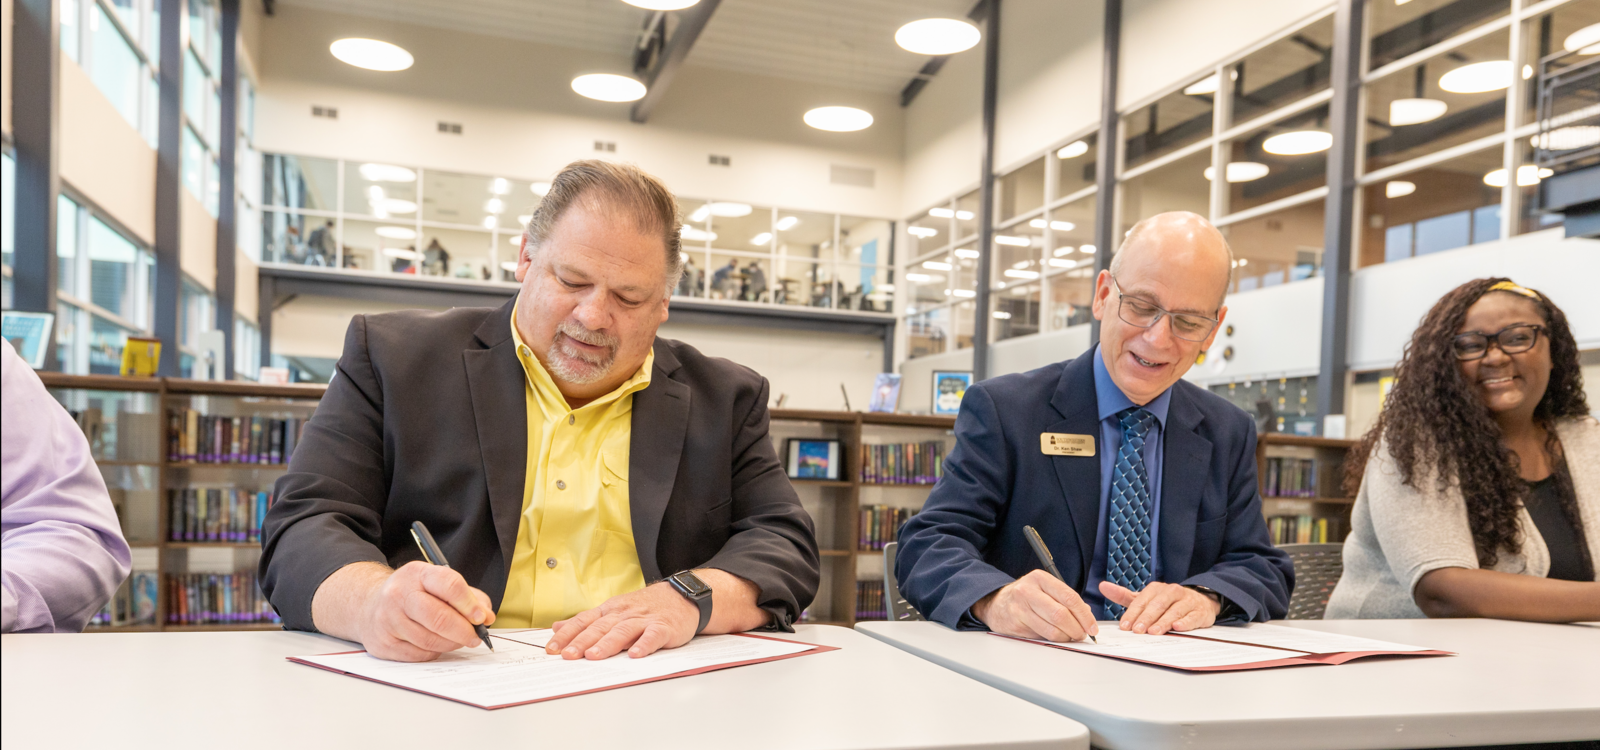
[1185,585,1238,617]
[667,570,713,635]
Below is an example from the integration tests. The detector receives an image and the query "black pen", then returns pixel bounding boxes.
[410,520,494,651]
[1023,524,1096,644]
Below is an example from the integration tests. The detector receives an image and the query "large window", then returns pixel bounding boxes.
[54,194,156,375]
[62,0,160,147]
[181,0,223,216]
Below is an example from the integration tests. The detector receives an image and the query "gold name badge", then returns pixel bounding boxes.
[1040,433,1095,457]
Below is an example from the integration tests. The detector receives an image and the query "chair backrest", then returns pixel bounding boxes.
[1280,543,1344,620]
[882,542,925,622]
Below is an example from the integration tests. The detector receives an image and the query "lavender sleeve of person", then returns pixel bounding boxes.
[1,340,132,633]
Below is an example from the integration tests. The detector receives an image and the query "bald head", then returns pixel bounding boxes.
[1111,212,1233,310]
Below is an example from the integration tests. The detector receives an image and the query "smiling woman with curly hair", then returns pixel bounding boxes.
[1325,278,1600,620]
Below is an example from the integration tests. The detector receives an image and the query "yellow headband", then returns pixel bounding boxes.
[1487,281,1539,300]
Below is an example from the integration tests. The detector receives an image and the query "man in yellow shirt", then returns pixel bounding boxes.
[261,161,820,662]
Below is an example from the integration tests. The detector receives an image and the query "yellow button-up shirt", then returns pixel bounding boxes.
[494,313,652,628]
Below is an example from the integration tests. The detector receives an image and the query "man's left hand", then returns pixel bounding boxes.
[1099,581,1221,635]
[546,582,699,660]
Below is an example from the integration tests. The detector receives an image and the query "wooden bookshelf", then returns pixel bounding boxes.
[1255,432,1360,545]
[45,374,326,632]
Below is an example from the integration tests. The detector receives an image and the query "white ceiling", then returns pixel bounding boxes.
[276,0,976,94]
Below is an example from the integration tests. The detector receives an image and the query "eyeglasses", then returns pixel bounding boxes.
[1453,324,1543,361]
[1110,277,1219,342]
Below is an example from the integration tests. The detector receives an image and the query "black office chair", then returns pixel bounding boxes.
[881,542,925,621]
[1280,543,1344,619]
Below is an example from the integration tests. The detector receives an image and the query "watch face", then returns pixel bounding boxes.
[672,572,711,597]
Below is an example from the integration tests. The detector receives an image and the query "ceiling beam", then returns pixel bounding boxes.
[630,0,722,124]
[899,0,991,108]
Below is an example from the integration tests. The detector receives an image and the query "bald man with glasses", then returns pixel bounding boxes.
[895,211,1293,641]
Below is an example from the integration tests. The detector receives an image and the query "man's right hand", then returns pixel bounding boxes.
[315,561,495,662]
[970,570,1098,642]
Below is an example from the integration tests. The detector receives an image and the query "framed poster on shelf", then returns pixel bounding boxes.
[867,373,902,413]
[785,438,842,480]
[931,371,972,416]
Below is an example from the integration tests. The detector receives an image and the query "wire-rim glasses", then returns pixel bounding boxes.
[1453,324,1543,361]
[1110,276,1219,342]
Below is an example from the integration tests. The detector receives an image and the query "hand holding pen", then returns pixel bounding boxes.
[411,521,495,651]
[970,527,1101,644]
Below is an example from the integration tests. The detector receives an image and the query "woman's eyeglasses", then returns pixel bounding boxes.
[1452,324,1543,361]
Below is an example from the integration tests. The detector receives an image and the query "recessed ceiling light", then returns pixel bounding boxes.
[1080,244,1096,254]
[572,73,646,102]
[366,185,386,202]
[950,289,977,298]
[374,226,416,240]
[909,226,939,238]
[804,106,873,132]
[1563,23,1600,55]
[481,216,498,229]
[750,232,773,245]
[992,310,1012,319]
[707,202,752,217]
[1385,180,1416,198]
[530,182,552,196]
[359,163,417,182]
[490,178,510,195]
[331,38,414,72]
[895,18,981,55]
[923,260,953,271]
[1029,219,1076,231]
[1262,130,1332,155]
[1048,258,1079,268]
[1482,165,1550,188]
[995,235,1031,247]
[622,0,699,9]
[484,198,504,214]
[905,273,935,283]
[680,224,717,242]
[1057,140,1089,159]
[383,247,422,260]
[1203,161,1272,182]
[1439,60,1512,93]
[1388,98,1448,126]
[1003,269,1040,280]
[376,198,417,214]
[929,207,954,219]
[953,248,979,259]
[1536,125,1600,151]
[500,260,519,272]
[507,235,524,246]
[775,216,799,231]
[516,214,532,225]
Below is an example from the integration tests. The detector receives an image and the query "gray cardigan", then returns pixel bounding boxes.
[1326,416,1600,619]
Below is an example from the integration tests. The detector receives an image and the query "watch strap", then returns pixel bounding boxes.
[669,572,713,635]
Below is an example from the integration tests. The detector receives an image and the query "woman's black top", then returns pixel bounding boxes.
[1524,475,1594,582]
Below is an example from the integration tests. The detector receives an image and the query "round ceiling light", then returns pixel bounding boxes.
[1563,23,1600,55]
[530,182,552,197]
[1388,98,1448,126]
[571,74,647,102]
[1482,165,1552,188]
[330,39,414,72]
[894,18,981,55]
[1385,180,1416,198]
[1203,162,1271,182]
[1262,130,1332,155]
[1535,125,1600,151]
[1439,60,1512,94]
[359,163,417,183]
[680,224,717,242]
[1057,140,1089,159]
[804,106,874,132]
[375,198,417,214]
[622,0,700,9]
[374,226,417,240]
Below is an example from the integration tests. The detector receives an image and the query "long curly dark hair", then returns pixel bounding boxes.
[1344,277,1590,568]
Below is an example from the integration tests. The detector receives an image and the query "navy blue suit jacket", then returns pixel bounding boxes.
[896,352,1294,628]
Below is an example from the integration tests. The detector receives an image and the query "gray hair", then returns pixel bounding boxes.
[520,160,684,294]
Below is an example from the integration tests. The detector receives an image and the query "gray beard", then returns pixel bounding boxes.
[546,321,619,385]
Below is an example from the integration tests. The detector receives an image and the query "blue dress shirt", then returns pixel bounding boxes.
[1085,344,1172,618]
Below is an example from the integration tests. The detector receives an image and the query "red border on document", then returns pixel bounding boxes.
[990,632,1452,672]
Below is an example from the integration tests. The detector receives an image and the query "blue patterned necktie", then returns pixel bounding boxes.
[1106,406,1156,618]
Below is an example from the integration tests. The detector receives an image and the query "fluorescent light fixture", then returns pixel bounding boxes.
[949,289,977,298]
[923,260,954,271]
[366,185,386,202]
[359,163,416,183]
[905,272,936,282]
[508,235,524,246]
[1080,244,1096,254]
[706,202,753,217]
[750,232,773,246]
[330,38,414,72]
[530,182,552,197]
[995,235,1031,247]
[1003,269,1040,280]
[992,310,1012,319]
[1388,98,1448,126]
[1203,162,1272,182]
[689,205,711,223]
[1483,166,1551,188]
[953,248,980,259]
[1053,247,1073,257]
[877,283,896,292]
[1262,130,1333,155]
[1439,60,1512,94]
[516,214,532,225]
[484,198,504,214]
[775,216,799,231]
[571,73,647,102]
[928,207,955,218]
[1057,140,1089,159]
[376,198,416,214]
[622,0,699,9]
[1048,258,1079,269]
[1183,69,1237,96]
[956,210,975,220]
[374,226,416,240]
[1563,23,1600,55]
[382,247,422,260]
[1536,125,1600,151]
[500,261,519,273]
[1238,258,1249,266]
[908,226,939,238]
[804,106,874,132]
[1385,180,1416,198]
[482,216,497,229]
[1012,260,1032,269]
[1029,219,1076,231]
[680,224,717,242]
[895,18,981,55]
[489,178,510,195]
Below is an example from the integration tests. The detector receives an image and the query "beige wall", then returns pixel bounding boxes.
[180,190,216,288]
[1119,0,1333,109]
[235,253,258,323]
[60,57,156,244]
[994,0,1103,171]
[900,35,983,218]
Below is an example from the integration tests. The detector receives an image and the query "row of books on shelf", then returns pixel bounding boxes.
[860,441,946,485]
[854,580,887,621]
[87,571,159,628]
[167,572,281,625]
[1268,514,1344,545]
[167,409,307,464]
[168,488,276,542]
[64,408,163,463]
[860,504,918,550]
[1263,457,1319,498]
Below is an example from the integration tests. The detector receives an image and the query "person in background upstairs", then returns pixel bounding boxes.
[1,340,132,632]
[895,212,1293,642]
[1327,279,1600,620]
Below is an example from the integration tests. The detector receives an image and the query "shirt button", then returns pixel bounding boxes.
[546,557,557,569]
[568,415,575,425]
[519,345,530,357]
[556,480,566,490]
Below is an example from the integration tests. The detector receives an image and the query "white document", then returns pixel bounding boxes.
[1182,623,1436,654]
[292,630,822,709]
[1018,629,1294,669]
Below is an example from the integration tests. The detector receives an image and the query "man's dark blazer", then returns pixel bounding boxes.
[259,300,819,632]
[895,351,1293,628]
